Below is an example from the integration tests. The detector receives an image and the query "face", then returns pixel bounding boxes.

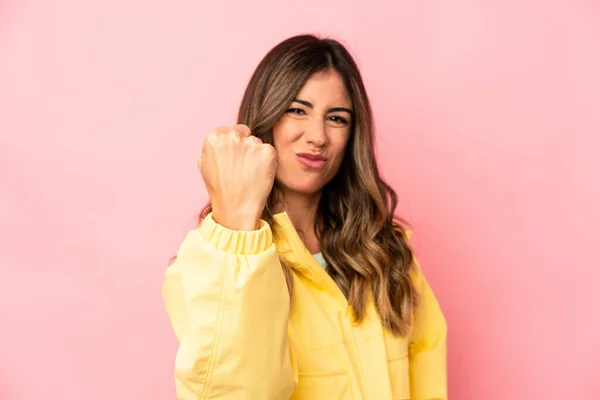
[272,70,353,197]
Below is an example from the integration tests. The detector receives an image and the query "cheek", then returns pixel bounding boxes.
[272,117,301,148]
[327,142,350,174]
[331,136,350,160]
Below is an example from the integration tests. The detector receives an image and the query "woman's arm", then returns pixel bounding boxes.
[409,257,448,400]
[162,213,296,400]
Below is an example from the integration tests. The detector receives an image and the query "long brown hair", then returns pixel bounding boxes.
[199,34,417,336]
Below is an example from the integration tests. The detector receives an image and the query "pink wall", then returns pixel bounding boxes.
[1,1,598,399]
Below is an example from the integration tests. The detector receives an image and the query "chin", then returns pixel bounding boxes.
[277,179,325,196]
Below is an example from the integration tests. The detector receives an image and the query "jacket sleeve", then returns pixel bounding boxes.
[162,213,297,400]
[408,256,448,400]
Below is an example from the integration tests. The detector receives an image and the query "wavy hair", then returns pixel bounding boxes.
[199,35,417,336]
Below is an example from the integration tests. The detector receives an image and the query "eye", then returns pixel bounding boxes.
[287,108,306,115]
[328,115,348,125]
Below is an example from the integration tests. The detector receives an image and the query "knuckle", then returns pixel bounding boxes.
[227,127,240,139]
[215,126,230,134]
[230,132,241,143]
[208,126,229,141]
[262,144,276,157]
[206,132,218,143]
[234,124,251,135]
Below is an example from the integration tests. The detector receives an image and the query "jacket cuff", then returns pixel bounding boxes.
[198,212,273,255]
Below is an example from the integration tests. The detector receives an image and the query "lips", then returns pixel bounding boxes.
[297,153,327,170]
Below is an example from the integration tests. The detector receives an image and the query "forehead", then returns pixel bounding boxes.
[296,70,352,108]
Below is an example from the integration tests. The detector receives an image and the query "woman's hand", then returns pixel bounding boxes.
[199,124,277,231]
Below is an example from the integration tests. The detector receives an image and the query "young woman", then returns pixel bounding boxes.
[162,34,447,400]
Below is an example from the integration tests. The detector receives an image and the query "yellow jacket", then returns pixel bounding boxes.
[162,212,447,399]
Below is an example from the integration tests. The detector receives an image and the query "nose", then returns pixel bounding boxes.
[304,119,327,148]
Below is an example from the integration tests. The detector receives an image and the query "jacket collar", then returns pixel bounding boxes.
[271,212,347,304]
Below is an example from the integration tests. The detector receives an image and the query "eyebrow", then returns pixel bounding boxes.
[292,98,353,115]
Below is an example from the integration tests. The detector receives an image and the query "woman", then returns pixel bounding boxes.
[162,34,447,400]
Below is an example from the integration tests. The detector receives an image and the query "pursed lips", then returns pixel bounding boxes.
[296,153,327,170]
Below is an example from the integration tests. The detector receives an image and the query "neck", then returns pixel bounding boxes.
[274,189,322,254]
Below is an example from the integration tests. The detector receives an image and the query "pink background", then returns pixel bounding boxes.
[1,1,599,399]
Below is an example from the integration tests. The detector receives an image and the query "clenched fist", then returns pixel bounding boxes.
[199,124,277,231]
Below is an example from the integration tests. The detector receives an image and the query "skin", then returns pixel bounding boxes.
[201,69,353,254]
[271,69,353,254]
